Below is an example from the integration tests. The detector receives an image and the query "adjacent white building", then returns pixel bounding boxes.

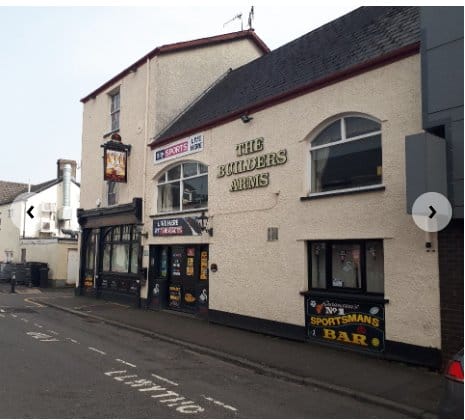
[0,159,80,286]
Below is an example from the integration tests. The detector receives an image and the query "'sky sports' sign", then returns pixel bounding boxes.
[153,134,203,164]
[306,296,385,352]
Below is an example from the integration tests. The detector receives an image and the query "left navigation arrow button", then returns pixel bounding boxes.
[27,206,34,219]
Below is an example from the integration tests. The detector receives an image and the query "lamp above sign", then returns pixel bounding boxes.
[153,134,204,165]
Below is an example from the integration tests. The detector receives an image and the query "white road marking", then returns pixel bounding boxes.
[26,332,60,342]
[24,298,45,308]
[20,318,29,323]
[151,373,179,386]
[66,338,79,344]
[201,395,238,412]
[10,314,17,318]
[34,323,43,328]
[104,370,127,376]
[115,358,137,368]
[0,308,6,312]
[105,370,204,414]
[47,330,59,335]
[88,347,106,355]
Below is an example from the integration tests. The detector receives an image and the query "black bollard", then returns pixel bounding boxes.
[10,274,16,294]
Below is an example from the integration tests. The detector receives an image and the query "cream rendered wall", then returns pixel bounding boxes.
[20,239,77,282]
[0,203,21,262]
[80,65,148,210]
[153,40,264,136]
[80,38,264,212]
[184,54,440,350]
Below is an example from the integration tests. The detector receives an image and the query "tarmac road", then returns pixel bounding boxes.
[0,289,409,418]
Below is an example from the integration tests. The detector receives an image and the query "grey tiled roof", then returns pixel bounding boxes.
[0,178,65,205]
[153,6,420,145]
[0,181,28,205]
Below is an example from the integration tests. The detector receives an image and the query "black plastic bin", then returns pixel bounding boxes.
[26,262,48,287]
[39,267,49,288]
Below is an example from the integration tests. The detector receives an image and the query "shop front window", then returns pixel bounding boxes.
[101,225,140,274]
[157,162,208,213]
[310,116,382,193]
[309,240,384,294]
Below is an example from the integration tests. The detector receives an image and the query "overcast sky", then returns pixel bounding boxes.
[0,0,451,184]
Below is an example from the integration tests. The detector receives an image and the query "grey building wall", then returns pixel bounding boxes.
[421,6,464,218]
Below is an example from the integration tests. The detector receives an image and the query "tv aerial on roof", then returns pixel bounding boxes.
[223,6,255,31]
[223,12,243,31]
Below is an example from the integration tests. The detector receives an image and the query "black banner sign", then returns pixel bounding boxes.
[153,217,202,236]
[306,296,385,352]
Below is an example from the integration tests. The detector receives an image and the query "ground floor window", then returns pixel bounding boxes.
[102,225,140,275]
[309,240,384,294]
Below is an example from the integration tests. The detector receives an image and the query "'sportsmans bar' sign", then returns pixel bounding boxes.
[305,295,385,353]
[153,134,203,164]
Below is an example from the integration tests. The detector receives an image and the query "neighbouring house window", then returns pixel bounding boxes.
[5,251,13,263]
[21,248,26,263]
[157,162,208,213]
[110,90,120,132]
[309,240,384,294]
[107,181,117,206]
[101,225,140,274]
[310,116,382,193]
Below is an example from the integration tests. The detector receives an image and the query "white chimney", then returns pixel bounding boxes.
[57,163,72,222]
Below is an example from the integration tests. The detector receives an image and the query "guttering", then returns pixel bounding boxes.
[80,30,269,104]
[149,41,420,150]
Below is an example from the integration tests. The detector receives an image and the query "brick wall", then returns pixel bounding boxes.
[438,219,464,367]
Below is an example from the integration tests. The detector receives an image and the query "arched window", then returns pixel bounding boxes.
[157,162,208,213]
[310,116,382,193]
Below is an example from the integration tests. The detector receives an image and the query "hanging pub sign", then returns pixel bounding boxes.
[305,295,385,353]
[153,133,204,164]
[104,148,127,182]
[102,135,131,183]
[153,217,202,236]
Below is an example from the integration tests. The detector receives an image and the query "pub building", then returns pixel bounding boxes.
[76,31,269,303]
[78,6,463,369]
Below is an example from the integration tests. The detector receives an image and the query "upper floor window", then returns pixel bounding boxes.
[310,116,382,193]
[110,90,120,132]
[107,181,118,206]
[157,162,208,213]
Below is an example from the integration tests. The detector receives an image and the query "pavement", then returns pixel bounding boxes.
[28,287,442,418]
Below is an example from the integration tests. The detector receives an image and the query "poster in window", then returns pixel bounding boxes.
[186,257,194,276]
[169,286,181,308]
[171,251,182,277]
[104,148,127,183]
[200,251,208,280]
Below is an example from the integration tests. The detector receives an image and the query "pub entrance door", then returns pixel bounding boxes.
[148,244,209,315]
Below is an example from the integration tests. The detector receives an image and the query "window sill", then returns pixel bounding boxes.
[300,184,385,201]
[149,208,208,218]
[300,289,389,304]
[103,128,120,139]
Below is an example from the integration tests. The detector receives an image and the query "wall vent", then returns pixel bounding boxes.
[267,227,279,241]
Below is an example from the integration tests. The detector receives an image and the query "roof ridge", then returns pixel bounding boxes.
[150,6,420,147]
[81,30,269,103]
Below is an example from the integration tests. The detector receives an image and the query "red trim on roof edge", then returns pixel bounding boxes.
[149,42,420,149]
[80,30,269,104]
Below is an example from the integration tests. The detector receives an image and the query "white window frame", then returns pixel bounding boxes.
[109,89,120,132]
[308,115,383,195]
[156,161,208,214]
